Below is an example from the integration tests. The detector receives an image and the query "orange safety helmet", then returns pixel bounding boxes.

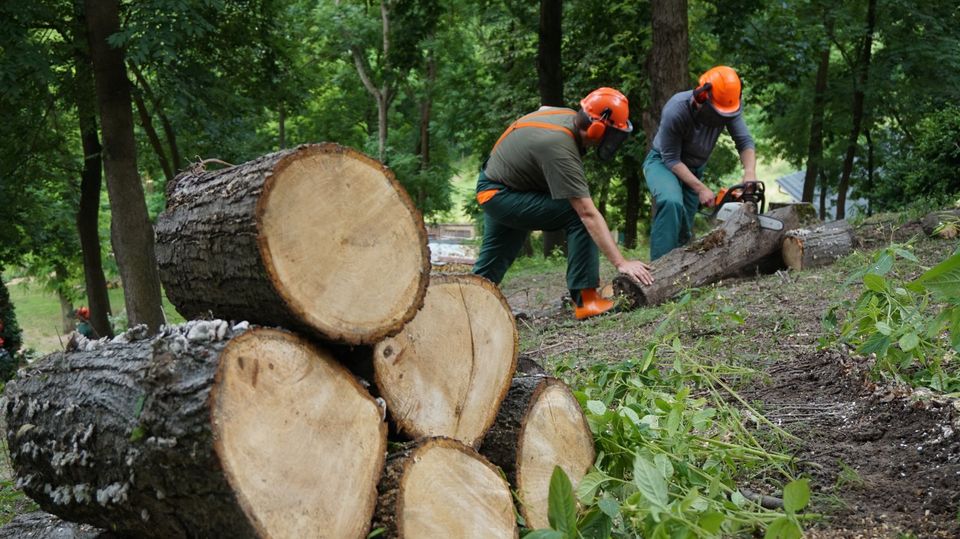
[579,87,632,160]
[77,306,90,320]
[695,66,742,115]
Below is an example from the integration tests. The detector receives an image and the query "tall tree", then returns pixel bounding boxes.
[802,22,831,205]
[538,0,567,257]
[835,0,877,220]
[84,0,164,331]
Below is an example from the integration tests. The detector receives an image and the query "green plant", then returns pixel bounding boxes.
[542,335,814,537]
[824,248,960,392]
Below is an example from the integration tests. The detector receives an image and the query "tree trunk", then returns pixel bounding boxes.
[129,63,181,171]
[0,511,106,539]
[818,170,828,220]
[84,0,165,332]
[155,143,430,345]
[642,0,689,149]
[371,274,517,447]
[782,220,854,270]
[371,438,517,538]
[835,0,877,220]
[803,30,831,203]
[480,375,595,530]
[613,203,816,307]
[130,86,173,183]
[5,324,387,538]
[537,0,564,107]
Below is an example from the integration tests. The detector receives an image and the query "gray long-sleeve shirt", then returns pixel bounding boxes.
[652,90,755,170]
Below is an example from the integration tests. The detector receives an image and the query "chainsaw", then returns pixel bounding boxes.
[709,181,783,231]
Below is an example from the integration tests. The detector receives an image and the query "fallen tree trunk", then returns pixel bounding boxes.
[155,143,430,345]
[4,323,386,538]
[614,203,814,308]
[480,375,595,530]
[372,274,517,447]
[782,220,854,270]
[371,437,517,538]
[921,209,960,239]
[0,511,106,539]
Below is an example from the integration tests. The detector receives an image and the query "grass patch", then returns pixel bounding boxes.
[7,280,185,354]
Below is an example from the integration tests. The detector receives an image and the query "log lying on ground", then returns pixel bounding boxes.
[0,511,106,539]
[156,143,430,345]
[782,220,855,270]
[4,323,386,538]
[372,274,517,447]
[371,437,517,538]
[481,375,595,530]
[921,208,960,238]
[614,203,814,308]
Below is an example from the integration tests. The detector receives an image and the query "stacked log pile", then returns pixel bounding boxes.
[2,144,595,538]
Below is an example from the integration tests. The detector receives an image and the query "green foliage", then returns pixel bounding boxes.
[824,247,960,392]
[0,278,23,361]
[532,334,814,537]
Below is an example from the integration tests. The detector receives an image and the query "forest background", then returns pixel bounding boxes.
[1,0,959,358]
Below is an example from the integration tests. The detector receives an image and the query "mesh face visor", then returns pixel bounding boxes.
[597,120,632,161]
[693,101,728,128]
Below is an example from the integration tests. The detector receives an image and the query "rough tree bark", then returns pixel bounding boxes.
[835,0,877,220]
[480,375,595,530]
[782,220,854,270]
[5,324,386,538]
[72,7,113,339]
[371,438,517,538]
[613,203,816,307]
[155,143,429,345]
[0,511,106,539]
[84,0,165,332]
[371,274,517,447]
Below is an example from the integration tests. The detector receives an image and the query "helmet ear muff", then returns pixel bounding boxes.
[580,108,610,141]
[693,82,712,104]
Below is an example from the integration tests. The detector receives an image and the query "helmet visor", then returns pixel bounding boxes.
[597,121,632,161]
[693,101,734,128]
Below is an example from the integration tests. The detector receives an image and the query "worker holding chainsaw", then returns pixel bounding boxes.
[472,87,654,320]
[645,65,758,260]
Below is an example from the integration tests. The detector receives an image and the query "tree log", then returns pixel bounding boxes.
[613,203,815,308]
[372,274,517,447]
[4,323,386,538]
[782,220,855,270]
[921,209,960,238]
[480,375,595,530]
[371,437,517,538]
[155,143,430,345]
[0,511,107,539]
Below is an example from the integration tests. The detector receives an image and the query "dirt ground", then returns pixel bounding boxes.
[499,218,959,538]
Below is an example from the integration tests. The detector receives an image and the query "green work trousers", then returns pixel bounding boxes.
[472,172,599,294]
[643,149,706,260]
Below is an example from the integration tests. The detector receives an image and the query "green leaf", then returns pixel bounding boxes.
[863,273,887,293]
[869,251,895,276]
[782,478,810,513]
[523,531,565,539]
[899,332,920,351]
[915,253,960,299]
[586,400,607,416]
[858,332,891,357]
[633,455,669,509]
[129,425,146,443]
[875,321,893,335]
[575,471,610,504]
[597,497,620,518]
[698,511,725,534]
[577,507,613,539]
[133,394,145,419]
[546,466,577,537]
[764,516,802,539]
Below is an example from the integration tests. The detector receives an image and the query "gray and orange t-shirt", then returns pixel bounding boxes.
[483,107,590,200]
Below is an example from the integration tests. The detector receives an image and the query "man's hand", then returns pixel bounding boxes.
[617,260,654,286]
[698,187,716,208]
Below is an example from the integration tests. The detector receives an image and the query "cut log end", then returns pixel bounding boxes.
[516,379,595,529]
[212,328,387,539]
[257,144,430,344]
[376,438,517,538]
[373,274,517,446]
